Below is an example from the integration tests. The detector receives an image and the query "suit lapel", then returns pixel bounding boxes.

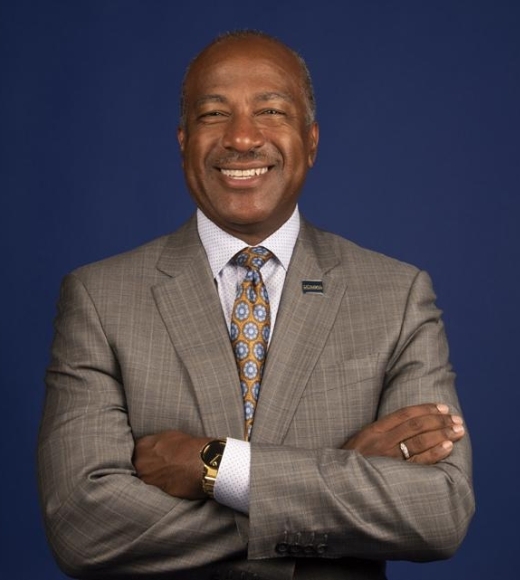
[252,221,348,444]
[152,218,245,440]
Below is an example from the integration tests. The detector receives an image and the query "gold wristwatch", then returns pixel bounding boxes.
[200,439,226,498]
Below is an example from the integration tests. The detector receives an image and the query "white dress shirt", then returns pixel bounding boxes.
[196,208,300,514]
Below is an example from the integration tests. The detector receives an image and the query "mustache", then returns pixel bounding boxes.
[211,150,275,166]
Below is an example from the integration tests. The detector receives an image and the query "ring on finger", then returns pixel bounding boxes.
[399,441,411,460]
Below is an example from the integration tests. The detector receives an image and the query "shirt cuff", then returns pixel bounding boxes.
[213,437,250,514]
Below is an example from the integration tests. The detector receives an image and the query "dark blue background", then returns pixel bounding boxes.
[1,1,519,578]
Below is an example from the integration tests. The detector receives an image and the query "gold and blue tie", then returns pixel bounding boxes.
[230,246,273,440]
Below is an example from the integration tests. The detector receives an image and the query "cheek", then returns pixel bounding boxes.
[182,132,208,160]
[281,134,309,162]
[184,156,211,189]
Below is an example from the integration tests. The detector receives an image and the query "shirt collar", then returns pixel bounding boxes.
[197,207,300,278]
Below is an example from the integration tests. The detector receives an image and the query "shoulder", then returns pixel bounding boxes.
[67,217,198,287]
[301,220,421,284]
[69,234,171,286]
[300,220,438,318]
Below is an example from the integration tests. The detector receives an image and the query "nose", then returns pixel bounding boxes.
[221,113,265,152]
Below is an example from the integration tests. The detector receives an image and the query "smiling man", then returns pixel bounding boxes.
[178,35,318,244]
[38,31,474,580]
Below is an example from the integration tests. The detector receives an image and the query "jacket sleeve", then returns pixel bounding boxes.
[38,273,247,579]
[247,270,475,562]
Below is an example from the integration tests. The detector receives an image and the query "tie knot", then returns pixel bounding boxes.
[233,246,273,271]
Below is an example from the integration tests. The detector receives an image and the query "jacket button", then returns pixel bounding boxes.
[316,543,327,555]
[275,542,289,554]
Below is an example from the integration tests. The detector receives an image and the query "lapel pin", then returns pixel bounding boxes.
[302,280,324,294]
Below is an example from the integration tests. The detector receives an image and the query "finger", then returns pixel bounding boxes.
[401,422,465,458]
[390,413,463,449]
[407,440,454,465]
[342,407,462,458]
[372,403,450,434]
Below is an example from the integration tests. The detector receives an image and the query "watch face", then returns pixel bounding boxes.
[201,439,226,468]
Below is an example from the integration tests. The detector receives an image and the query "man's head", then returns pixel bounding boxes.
[179,31,317,129]
[178,30,319,244]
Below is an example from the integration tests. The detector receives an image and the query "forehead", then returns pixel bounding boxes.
[184,38,305,103]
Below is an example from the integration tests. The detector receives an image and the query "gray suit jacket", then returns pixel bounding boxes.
[38,216,474,579]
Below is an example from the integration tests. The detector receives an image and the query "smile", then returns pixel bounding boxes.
[220,167,269,179]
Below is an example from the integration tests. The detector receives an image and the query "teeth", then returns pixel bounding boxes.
[221,167,268,179]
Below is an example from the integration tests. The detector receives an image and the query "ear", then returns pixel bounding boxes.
[307,122,319,167]
[177,126,186,154]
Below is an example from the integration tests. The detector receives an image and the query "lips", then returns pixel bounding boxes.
[220,167,269,179]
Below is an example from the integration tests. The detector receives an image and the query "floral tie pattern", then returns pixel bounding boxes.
[230,246,273,440]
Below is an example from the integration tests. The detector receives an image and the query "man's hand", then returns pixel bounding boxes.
[342,403,465,464]
[133,430,212,499]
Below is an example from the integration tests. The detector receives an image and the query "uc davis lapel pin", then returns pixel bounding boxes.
[302,280,324,294]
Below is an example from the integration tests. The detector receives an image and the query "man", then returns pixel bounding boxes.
[38,31,474,580]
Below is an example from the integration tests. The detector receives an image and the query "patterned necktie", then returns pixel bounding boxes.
[230,246,274,440]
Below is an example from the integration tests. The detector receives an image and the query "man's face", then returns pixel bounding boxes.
[178,37,319,244]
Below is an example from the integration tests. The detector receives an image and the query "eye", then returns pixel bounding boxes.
[198,110,229,124]
[259,109,285,116]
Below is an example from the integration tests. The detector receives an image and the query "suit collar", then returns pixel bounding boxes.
[155,215,202,279]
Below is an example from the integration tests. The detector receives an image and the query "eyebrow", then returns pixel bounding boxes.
[194,94,227,107]
[194,91,295,108]
[254,91,295,104]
